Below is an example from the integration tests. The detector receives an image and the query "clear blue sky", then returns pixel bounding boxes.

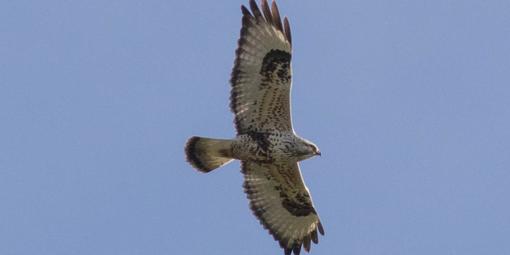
[1,1,510,254]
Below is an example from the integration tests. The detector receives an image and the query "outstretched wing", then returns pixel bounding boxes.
[242,161,324,255]
[230,0,293,134]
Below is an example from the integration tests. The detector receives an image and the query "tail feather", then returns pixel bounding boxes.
[185,136,234,172]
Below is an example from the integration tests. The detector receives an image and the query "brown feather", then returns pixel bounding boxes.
[261,0,273,25]
[284,17,292,45]
[241,5,252,17]
[249,0,263,20]
[271,0,283,32]
[318,222,325,235]
[293,245,302,255]
[311,230,318,244]
[303,236,311,252]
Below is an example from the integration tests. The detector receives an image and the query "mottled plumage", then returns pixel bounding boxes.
[185,1,324,254]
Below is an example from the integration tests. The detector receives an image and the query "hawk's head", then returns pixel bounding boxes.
[294,138,321,161]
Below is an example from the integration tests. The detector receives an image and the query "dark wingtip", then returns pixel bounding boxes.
[261,0,273,24]
[241,0,291,45]
[271,0,283,32]
[318,222,325,235]
[241,5,252,17]
[249,0,263,19]
[284,16,292,45]
[311,230,318,244]
[303,236,311,252]
[292,245,301,255]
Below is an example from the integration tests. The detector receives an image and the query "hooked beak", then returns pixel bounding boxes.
[315,151,322,156]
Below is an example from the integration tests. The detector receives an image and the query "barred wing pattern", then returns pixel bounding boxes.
[230,0,293,134]
[242,161,324,254]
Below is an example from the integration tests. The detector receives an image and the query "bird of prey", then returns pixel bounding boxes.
[185,1,324,254]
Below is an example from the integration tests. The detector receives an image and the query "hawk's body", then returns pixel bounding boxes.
[185,1,324,254]
[233,132,317,162]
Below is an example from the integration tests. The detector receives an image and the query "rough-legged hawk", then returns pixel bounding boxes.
[185,1,324,254]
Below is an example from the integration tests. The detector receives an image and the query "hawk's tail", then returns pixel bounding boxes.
[185,136,234,173]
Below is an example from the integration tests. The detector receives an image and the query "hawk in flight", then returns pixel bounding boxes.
[185,1,324,254]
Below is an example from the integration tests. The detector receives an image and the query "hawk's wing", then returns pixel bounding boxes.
[242,161,324,255]
[230,0,293,134]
